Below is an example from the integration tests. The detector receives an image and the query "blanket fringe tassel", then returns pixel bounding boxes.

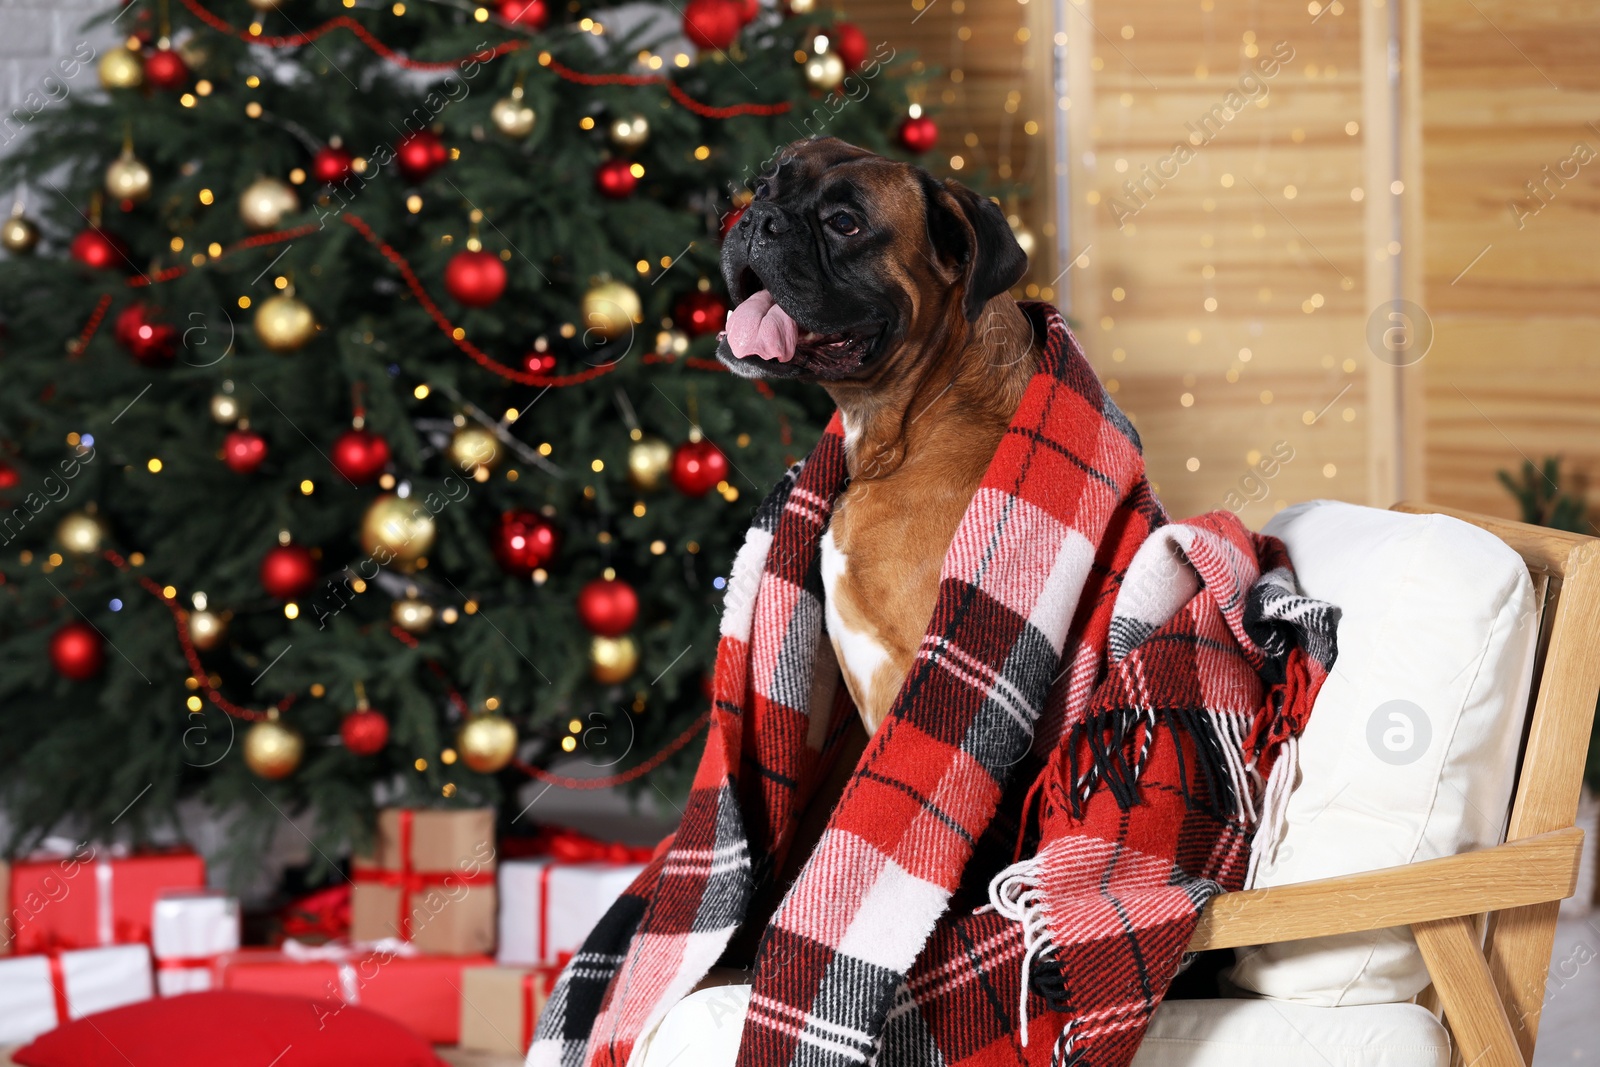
[988,710,1300,1052]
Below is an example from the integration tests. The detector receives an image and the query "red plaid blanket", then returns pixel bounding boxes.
[528,303,1337,1067]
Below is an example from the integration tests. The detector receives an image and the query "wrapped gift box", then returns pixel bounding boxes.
[6,846,205,955]
[214,942,493,1044]
[1,859,10,955]
[497,859,645,966]
[349,808,496,955]
[0,944,152,1044]
[457,963,559,1056]
[152,891,240,996]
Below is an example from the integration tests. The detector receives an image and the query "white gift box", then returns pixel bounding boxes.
[0,943,153,1044]
[496,859,645,966]
[151,892,240,997]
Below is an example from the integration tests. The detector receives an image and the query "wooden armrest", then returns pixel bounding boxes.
[1187,827,1583,952]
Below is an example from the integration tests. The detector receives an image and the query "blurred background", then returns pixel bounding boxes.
[0,0,1594,1061]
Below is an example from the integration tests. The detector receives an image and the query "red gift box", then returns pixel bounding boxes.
[6,845,205,955]
[214,942,493,1044]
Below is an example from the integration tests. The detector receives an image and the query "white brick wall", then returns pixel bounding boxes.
[0,0,118,125]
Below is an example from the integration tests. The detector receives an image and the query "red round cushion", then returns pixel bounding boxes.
[13,990,448,1066]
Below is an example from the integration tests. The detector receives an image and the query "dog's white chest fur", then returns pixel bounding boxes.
[820,527,896,730]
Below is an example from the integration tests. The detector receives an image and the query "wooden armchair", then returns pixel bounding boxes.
[1186,503,1600,1067]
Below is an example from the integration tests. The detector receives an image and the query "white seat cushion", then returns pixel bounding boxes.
[1130,999,1450,1067]
[1229,501,1538,1005]
[632,986,1450,1067]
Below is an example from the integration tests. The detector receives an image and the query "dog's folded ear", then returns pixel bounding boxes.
[920,175,1030,321]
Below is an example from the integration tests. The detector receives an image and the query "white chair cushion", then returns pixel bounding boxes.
[1228,500,1538,1005]
[632,985,1451,1067]
[1130,999,1450,1067]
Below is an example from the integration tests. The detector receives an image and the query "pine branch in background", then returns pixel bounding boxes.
[1497,456,1588,533]
[0,0,953,887]
[1497,454,1599,791]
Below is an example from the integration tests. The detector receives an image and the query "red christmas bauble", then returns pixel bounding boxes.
[0,461,19,491]
[684,0,743,50]
[577,577,639,637]
[674,291,728,336]
[143,47,189,91]
[493,510,559,576]
[396,131,449,183]
[112,303,178,366]
[330,428,390,483]
[499,0,548,28]
[741,0,760,23]
[831,23,868,70]
[898,114,939,154]
[69,228,126,271]
[523,351,557,375]
[720,205,745,239]
[444,250,508,308]
[311,145,354,184]
[223,429,268,474]
[595,159,638,199]
[340,708,390,756]
[260,543,317,598]
[50,621,104,680]
[671,438,730,497]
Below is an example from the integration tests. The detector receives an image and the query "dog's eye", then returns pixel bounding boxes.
[753,177,772,201]
[827,211,860,236]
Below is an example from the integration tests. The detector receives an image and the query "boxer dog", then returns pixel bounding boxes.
[718,136,1033,736]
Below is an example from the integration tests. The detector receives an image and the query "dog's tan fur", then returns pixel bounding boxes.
[806,160,1039,733]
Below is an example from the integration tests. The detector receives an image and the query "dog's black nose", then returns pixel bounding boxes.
[752,204,790,238]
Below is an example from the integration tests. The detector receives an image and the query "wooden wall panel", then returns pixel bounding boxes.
[1420,0,1600,522]
[1065,0,1378,523]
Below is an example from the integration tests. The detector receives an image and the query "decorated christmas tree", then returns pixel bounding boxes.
[0,0,934,879]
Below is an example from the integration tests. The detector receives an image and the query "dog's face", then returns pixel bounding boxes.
[716,138,1028,382]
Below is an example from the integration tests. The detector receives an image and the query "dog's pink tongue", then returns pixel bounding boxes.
[724,291,797,363]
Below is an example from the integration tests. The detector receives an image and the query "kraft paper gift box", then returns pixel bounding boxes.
[457,963,559,1056]
[151,891,240,996]
[0,943,153,1044]
[6,845,205,954]
[214,942,493,1045]
[349,808,497,955]
[496,859,645,966]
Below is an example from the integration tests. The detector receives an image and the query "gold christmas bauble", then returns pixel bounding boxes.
[589,634,639,684]
[390,595,435,634]
[1008,215,1037,261]
[803,51,845,92]
[580,280,642,341]
[627,435,673,491]
[458,716,517,773]
[608,114,650,147]
[447,425,501,474]
[244,718,304,779]
[105,152,153,204]
[210,393,243,424]
[254,294,316,351]
[239,177,299,231]
[98,47,144,90]
[188,609,228,650]
[360,493,435,569]
[56,511,106,555]
[490,92,537,138]
[248,0,287,9]
[787,0,818,13]
[2,213,39,254]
